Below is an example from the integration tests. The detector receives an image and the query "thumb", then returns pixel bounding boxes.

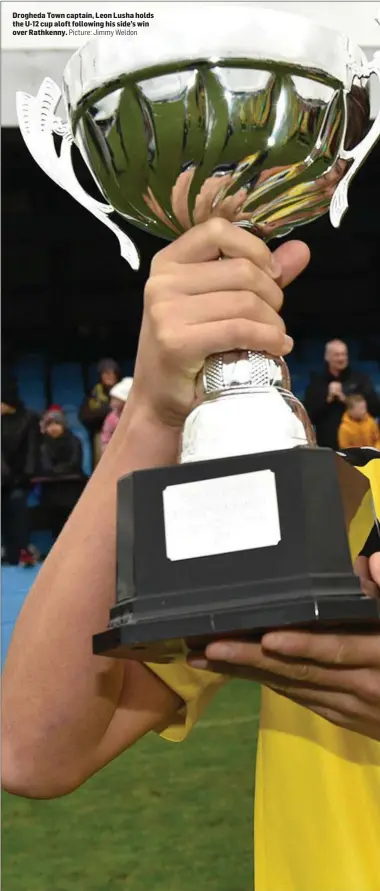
[273,240,311,288]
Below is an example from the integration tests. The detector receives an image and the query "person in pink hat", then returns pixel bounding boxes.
[100,377,133,455]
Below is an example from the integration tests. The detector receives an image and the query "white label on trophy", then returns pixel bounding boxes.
[163,470,281,562]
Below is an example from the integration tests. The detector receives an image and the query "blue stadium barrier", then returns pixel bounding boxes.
[51,362,84,409]
[10,349,378,483]
[14,353,46,413]
[357,361,380,377]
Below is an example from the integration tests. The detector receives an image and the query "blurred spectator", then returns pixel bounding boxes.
[338,394,380,450]
[1,376,39,566]
[40,404,64,434]
[304,339,380,449]
[101,377,133,454]
[79,358,120,466]
[40,410,83,476]
[39,410,86,541]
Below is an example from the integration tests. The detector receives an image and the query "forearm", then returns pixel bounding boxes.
[2,393,182,795]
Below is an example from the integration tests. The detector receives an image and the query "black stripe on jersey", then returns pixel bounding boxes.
[337,447,380,468]
[337,447,379,556]
[360,525,380,558]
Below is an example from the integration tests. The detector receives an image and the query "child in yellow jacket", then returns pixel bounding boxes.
[338,392,380,449]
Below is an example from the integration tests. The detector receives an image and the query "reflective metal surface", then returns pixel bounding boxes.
[67,58,370,242]
[16,6,380,462]
[202,352,291,397]
[181,389,315,462]
[181,351,315,463]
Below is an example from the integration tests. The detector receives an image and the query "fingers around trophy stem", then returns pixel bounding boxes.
[198,247,289,396]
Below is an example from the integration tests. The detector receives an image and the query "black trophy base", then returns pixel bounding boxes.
[93,447,380,663]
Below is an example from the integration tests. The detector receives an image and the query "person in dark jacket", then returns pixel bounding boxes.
[39,410,87,541]
[304,339,380,450]
[79,358,120,467]
[1,377,39,566]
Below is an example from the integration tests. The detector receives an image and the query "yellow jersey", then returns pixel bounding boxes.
[147,448,380,890]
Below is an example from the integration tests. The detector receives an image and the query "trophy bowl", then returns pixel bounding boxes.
[17,6,380,260]
[64,16,372,242]
[16,6,380,661]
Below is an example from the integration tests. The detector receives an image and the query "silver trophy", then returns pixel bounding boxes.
[17,7,380,660]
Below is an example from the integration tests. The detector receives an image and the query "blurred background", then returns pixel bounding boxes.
[2,3,380,890]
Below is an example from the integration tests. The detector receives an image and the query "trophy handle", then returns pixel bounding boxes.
[16,78,140,270]
[330,51,380,228]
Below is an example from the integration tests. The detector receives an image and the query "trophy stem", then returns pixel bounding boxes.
[180,350,315,462]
